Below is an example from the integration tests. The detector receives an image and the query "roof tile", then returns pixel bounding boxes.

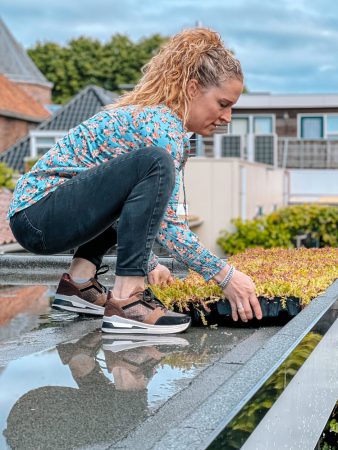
[0,74,50,120]
[0,85,117,172]
[0,17,50,86]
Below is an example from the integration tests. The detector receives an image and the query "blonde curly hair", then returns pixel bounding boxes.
[108,27,243,127]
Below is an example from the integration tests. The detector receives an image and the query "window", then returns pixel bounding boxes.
[299,114,338,139]
[29,131,67,158]
[227,115,275,164]
[327,115,338,140]
[230,117,249,135]
[254,117,273,134]
[300,117,323,139]
[230,115,274,135]
[255,206,264,217]
[35,137,56,156]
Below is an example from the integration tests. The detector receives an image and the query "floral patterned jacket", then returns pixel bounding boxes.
[8,104,226,280]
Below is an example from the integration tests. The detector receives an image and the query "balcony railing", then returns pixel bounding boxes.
[278,138,338,169]
[190,135,338,169]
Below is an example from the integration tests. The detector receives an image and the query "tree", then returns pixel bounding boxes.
[0,163,16,190]
[28,34,168,104]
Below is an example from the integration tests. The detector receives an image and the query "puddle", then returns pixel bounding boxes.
[0,276,277,449]
[207,307,338,450]
[316,401,338,449]
[0,284,98,342]
[0,328,250,450]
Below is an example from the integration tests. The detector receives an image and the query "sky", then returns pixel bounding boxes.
[2,0,338,94]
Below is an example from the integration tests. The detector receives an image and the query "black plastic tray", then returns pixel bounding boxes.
[175,296,301,326]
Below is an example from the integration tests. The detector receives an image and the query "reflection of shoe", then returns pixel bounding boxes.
[58,331,102,364]
[52,266,109,316]
[102,334,189,352]
[102,288,191,335]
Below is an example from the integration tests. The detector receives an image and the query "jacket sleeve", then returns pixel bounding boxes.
[141,112,227,281]
[156,165,227,281]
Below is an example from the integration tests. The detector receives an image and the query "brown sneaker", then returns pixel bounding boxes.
[102,288,191,335]
[52,266,109,316]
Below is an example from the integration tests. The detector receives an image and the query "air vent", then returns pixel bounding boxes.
[255,135,275,165]
[221,135,242,157]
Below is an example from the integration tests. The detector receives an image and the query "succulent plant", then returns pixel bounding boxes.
[149,248,338,314]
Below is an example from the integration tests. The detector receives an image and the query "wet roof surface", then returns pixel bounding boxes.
[0,325,253,450]
[0,276,281,450]
[2,269,337,450]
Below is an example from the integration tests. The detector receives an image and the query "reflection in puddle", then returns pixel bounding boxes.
[0,285,97,342]
[316,401,338,449]
[208,331,323,450]
[0,279,260,449]
[0,285,51,341]
[0,329,242,449]
[208,308,338,450]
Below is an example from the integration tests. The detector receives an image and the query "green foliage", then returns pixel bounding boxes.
[319,403,338,449]
[230,247,338,305]
[217,204,338,255]
[150,270,223,315]
[28,34,167,104]
[149,248,338,318]
[0,162,16,189]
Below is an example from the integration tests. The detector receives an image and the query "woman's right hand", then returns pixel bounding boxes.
[217,268,263,322]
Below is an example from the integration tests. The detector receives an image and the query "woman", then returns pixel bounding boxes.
[8,28,262,334]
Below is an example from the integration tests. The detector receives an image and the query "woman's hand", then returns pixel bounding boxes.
[147,263,174,286]
[214,266,263,322]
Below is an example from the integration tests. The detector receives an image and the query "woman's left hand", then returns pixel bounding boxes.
[147,263,174,286]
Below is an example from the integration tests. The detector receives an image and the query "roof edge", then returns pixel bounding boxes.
[36,84,114,131]
[12,78,53,89]
[0,109,47,122]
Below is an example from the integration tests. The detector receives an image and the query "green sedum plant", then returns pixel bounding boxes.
[217,204,338,255]
[230,247,338,305]
[149,248,338,315]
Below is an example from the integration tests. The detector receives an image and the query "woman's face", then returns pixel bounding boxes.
[185,78,243,136]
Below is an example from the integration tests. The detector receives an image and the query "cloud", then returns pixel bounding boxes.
[2,0,338,93]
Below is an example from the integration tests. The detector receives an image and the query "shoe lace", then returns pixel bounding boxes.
[94,265,109,293]
[142,288,166,310]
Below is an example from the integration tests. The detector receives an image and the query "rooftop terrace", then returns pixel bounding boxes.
[1,254,338,449]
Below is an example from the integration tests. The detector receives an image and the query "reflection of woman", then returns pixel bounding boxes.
[8,28,261,334]
[3,332,176,449]
[4,329,242,448]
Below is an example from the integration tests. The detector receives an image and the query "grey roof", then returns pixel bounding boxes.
[235,93,338,109]
[0,85,118,172]
[0,17,51,87]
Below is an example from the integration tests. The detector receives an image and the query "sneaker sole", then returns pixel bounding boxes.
[52,294,104,316]
[102,335,189,352]
[102,315,191,335]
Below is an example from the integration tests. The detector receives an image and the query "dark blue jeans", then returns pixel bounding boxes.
[10,147,175,276]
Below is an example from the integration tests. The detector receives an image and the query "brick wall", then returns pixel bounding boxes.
[0,116,38,154]
[17,83,52,105]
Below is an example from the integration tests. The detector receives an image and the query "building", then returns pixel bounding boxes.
[0,75,50,154]
[0,18,52,153]
[0,84,118,251]
[196,93,338,205]
[0,17,52,105]
[0,84,118,173]
[8,89,338,255]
